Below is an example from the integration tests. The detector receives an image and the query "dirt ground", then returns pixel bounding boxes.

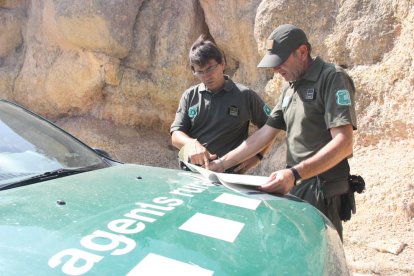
[57,116,414,276]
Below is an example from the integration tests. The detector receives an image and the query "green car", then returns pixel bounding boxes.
[0,99,349,275]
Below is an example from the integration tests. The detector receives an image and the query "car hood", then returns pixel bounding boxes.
[0,164,347,275]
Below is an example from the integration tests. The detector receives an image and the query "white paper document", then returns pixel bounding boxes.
[183,161,267,186]
[183,162,276,199]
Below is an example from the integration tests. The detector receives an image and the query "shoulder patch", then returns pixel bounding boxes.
[336,90,351,106]
[263,104,272,116]
[188,105,198,118]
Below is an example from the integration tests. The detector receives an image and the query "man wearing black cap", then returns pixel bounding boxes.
[208,24,357,240]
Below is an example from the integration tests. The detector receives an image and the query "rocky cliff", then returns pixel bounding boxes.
[1,0,413,138]
[1,0,413,274]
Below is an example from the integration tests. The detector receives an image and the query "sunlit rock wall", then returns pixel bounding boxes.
[1,0,413,143]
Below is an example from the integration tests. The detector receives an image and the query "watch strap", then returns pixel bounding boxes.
[290,167,302,185]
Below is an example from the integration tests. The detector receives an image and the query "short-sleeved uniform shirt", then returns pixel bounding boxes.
[170,76,270,157]
[266,57,357,178]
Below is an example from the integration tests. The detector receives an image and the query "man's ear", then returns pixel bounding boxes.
[221,55,226,67]
[220,59,226,73]
[298,44,308,59]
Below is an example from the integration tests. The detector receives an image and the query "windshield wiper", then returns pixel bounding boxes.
[0,166,98,191]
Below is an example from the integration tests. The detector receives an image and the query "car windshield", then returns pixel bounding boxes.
[0,101,109,186]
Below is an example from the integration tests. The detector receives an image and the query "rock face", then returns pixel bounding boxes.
[1,0,412,137]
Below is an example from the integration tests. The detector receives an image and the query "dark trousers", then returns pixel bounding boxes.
[289,176,344,241]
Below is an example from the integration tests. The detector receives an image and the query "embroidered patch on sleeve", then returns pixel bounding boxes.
[188,105,198,118]
[336,90,351,106]
[263,104,272,116]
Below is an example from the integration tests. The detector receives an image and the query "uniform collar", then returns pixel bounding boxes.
[301,56,324,82]
[289,56,324,88]
[199,75,234,94]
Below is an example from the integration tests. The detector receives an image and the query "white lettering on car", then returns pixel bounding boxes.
[169,182,215,197]
[152,197,183,206]
[80,230,136,255]
[48,248,103,276]
[48,185,208,275]
[124,208,166,222]
[107,219,146,235]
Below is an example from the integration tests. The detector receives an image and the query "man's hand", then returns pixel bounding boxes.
[206,159,225,172]
[187,140,217,167]
[260,169,295,195]
[233,155,261,174]
[207,155,260,173]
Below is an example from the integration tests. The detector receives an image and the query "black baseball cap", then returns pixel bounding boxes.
[257,24,308,68]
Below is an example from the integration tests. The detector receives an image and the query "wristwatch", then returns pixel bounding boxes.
[290,167,302,186]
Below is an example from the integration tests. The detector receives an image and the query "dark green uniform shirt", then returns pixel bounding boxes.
[170,76,270,157]
[266,57,357,178]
